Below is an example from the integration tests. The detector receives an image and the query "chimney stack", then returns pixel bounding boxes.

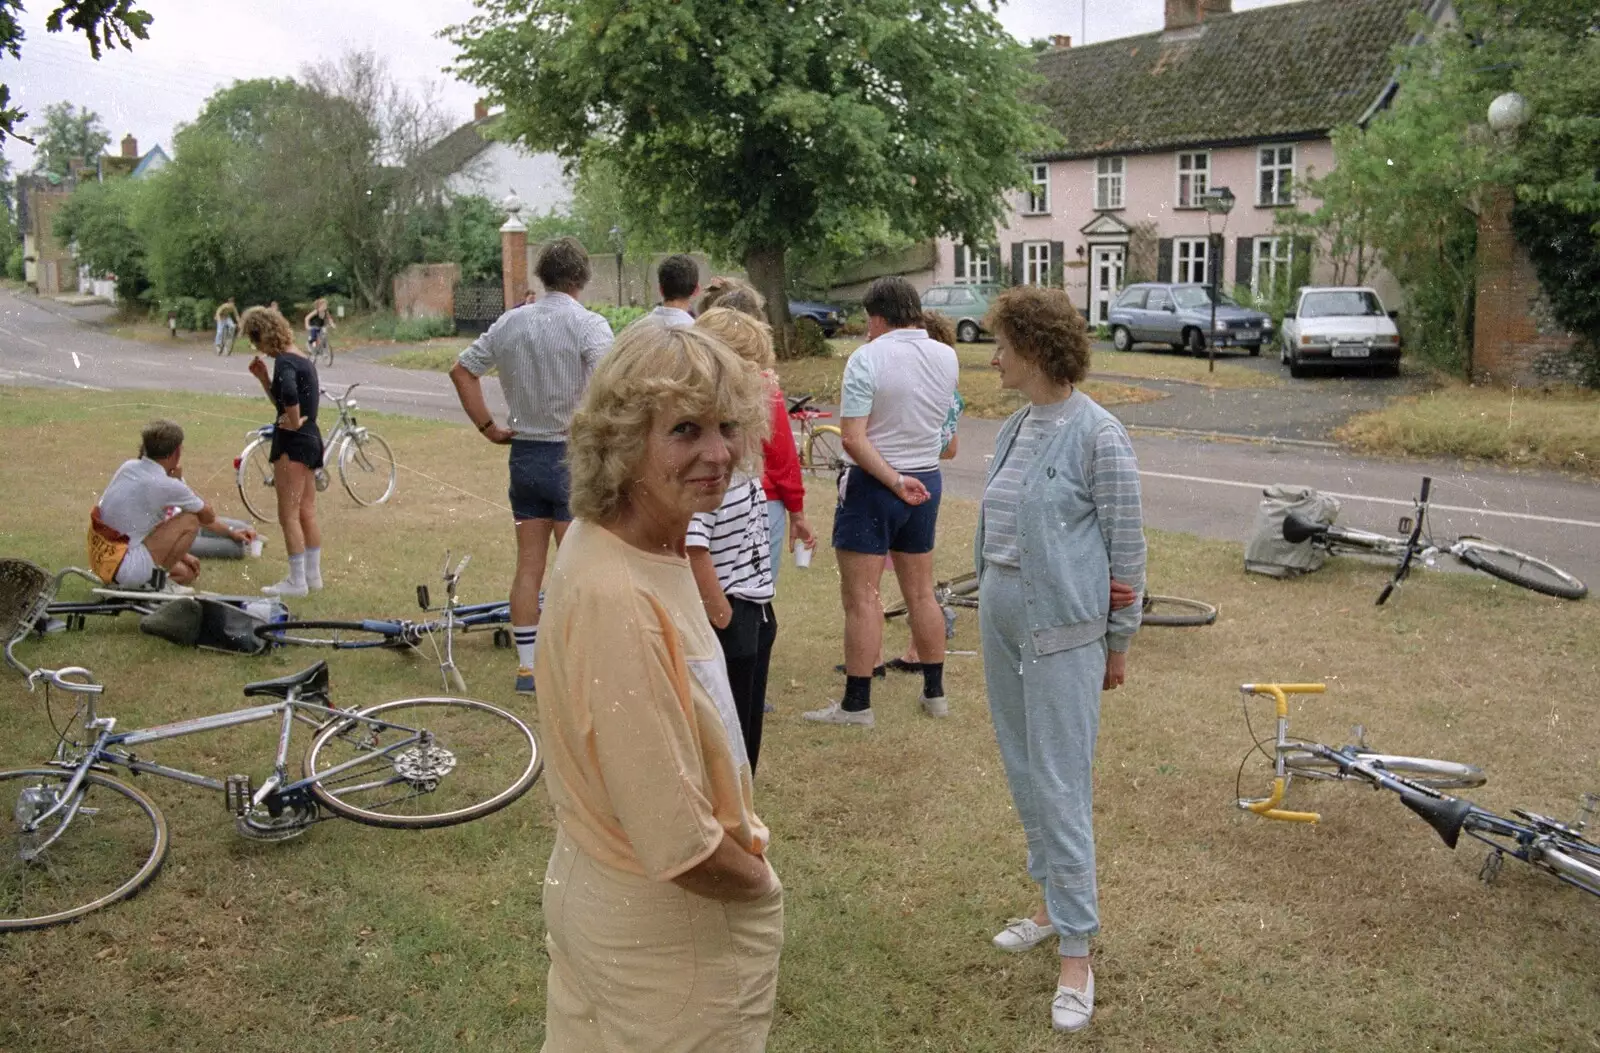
[1166,0,1231,31]
[121,134,138,158]
[1051,34,1072,49]
[474,100,489,121]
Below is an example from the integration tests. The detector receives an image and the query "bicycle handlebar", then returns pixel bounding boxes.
[1377,476,1433,607]
[27,666,104,695]
[1239,682,1325,716]
[1238,683,1326,823]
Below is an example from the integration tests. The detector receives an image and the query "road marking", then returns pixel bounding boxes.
[0,323,47,348]
[70,351,80,369]
[0,368,109,391]
[1140,469,1600,530]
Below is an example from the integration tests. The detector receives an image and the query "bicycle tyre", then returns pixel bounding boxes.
[804,426,845,475]
[1281,750,1486,790]
[884,573,979,620]
[338,431,398,507]
[254,619,411,649]
[0,768,169,932]
[1141,595,1219,627]
[304,697,541,829]
[236,436,276,522]
[1453,539,1587,600]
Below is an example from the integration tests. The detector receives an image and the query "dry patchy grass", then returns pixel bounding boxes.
[1,387,1597,1053]
[1338,383,1600,477]
[1093,347,1283,389]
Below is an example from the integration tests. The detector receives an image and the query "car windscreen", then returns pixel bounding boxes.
[1171,287,1237,309]
[1300,291,1384,317]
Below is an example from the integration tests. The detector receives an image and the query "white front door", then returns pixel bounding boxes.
[1090,246,1125,326]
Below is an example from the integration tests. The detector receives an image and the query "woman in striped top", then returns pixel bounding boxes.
[973,286,1146,1034]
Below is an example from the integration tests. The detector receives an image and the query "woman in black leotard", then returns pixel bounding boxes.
[243,305,325,597]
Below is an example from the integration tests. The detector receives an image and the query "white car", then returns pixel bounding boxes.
[1279,286,1402,378]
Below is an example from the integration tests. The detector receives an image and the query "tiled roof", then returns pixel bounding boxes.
[421,115,498,176]
[1032,0,1437,159]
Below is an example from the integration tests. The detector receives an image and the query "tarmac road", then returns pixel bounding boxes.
[4,287,1598,591]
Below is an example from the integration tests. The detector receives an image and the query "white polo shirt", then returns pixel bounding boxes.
[838,327,960,473]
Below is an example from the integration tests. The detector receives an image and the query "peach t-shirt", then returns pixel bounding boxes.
[534,519,769,880]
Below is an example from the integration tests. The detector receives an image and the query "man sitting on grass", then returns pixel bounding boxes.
[88,420,256,588]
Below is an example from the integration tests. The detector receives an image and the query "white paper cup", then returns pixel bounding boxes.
[792,541,814,569]
[247,538,264,558]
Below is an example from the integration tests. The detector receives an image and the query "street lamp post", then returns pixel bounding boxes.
[608,225,625,307]
[1200,185,1236,373]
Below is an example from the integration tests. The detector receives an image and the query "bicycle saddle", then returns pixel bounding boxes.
[242,660,330,700]
[1282,513,1328,544]
[1398,788,1473,849]
[787,394,814,413]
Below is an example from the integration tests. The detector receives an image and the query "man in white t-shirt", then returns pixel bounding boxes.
[803,276,959,729]
[634,254,700,330]
[89,420,255,587]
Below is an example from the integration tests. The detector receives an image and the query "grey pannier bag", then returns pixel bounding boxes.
[1244,484,1342,578]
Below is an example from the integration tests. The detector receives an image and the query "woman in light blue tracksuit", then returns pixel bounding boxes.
[974,286,1145,1034]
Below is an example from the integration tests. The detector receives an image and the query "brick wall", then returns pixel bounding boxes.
[1473,187,1581,386]
[393,263,461,320]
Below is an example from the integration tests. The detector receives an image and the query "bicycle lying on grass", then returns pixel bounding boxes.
[236,382,397,521]
[0,560,541,932]
[1236,682,1599,899]
[253,553,510,691]
[881,571,1219,628]
[1283,476,1587,605]
[10,564,268,654]
[788,394,844,476]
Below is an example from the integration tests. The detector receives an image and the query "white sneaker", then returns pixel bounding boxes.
[262,579,309,597]
[992,917,1053,953]
[1051,970,1094,1033]
[305,575,323,591]
[801,703,874,727]
[920,694,948,718]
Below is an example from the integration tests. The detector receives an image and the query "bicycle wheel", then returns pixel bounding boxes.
[0,768,169,932]
[338,431,398,506]
[305,697,541,829]
[1281,750,1486,790]
[1454,540,1587,600]
[236,437,276,522]
[254,619,411,649]
[884,573,979,620]
[804,426,845,475]
[1141,595,1219,627]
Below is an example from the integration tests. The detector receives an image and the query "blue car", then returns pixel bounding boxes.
[1107,283,1273,356]
[789,300,843,337]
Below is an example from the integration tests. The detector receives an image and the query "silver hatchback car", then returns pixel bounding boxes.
[1107,283,1273,356]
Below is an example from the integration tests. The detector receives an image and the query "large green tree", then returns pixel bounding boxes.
[448,0,1053,348]
[0,1,150,145]
[28,100,109,179]
[52,174,148,300]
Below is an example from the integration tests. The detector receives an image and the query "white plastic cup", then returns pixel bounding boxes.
[247,538,264,558]
[792,540,814,569]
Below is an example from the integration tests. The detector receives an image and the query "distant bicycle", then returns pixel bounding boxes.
[236,382,397,521]
[881,570,1217,628]
[788,394,844,476]
[308,326,333,367]
[215,320,238,357]
[1283,476,1586,604]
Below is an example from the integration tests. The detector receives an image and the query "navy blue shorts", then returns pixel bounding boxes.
[831,467,942,556]
[509,440,572,522]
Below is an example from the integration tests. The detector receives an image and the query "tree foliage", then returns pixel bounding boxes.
[53,175,148,299]
[0,1,151,145]
[413,193,504,284]
[28,101,110,179]
[448,0,1054,350]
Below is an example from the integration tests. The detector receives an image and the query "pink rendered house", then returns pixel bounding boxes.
[934,0,1447,324]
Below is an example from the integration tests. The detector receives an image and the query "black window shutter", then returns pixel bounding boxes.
[1049,241,1065,286]
[953,245,966,281]
[1236,237,1253,289]
[1157,238,1173,282]
[1011,243,1024,286]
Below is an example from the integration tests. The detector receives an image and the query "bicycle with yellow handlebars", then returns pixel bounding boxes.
[1237,682,1600,899]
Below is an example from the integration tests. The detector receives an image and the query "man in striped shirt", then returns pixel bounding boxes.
[450,237,614,694]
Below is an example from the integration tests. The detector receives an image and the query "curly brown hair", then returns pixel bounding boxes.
[536,236,591,293]
[240,305,293,354]
[696,275,765,318]
[921,310,957,348]
[985,286,1091,386]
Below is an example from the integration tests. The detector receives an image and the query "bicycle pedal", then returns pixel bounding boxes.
[224,774,253,816]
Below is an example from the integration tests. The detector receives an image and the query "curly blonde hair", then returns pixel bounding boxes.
[696,275,765,318]
[694,306,775,371]
[985,286,1091,386]
[569,325,773,523]
[240,305,293,354]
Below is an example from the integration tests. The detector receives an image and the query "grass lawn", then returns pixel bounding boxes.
[2,386,1597,1052]
[1093,347,1283,389]
[1338,383,1600,478]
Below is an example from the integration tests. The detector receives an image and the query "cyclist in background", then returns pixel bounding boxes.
[214,298,239,355]
[304,298,336,356]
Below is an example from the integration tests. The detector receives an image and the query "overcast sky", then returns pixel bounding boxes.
[0,0,1294,174]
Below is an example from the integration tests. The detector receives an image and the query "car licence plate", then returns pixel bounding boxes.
[1331,345,1370,358]
[1234,329,1259,341]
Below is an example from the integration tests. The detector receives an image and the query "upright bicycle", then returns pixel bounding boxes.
[0,559,541,931]
[236,382,397,521]
[308,327,333,367]
[1283,476,1586,604]
[789,394,844,476]
[1237,681,1599,899]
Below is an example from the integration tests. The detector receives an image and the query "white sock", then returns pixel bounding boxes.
[513,625,538,670]
[287,552,307,588]
[305,547,323,587]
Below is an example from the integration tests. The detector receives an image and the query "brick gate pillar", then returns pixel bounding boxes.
[500,193,528,311]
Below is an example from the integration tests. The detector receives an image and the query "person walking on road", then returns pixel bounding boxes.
[449,236,614,695]
[975,286,1146,1033]
[803,276,959,728]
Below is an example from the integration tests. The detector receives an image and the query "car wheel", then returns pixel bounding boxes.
[1287,348,1308,379]
[1248,343,1262,357]
[956,320,980,344]
[1184,328,1206,356]
[1110,326,1132,352]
